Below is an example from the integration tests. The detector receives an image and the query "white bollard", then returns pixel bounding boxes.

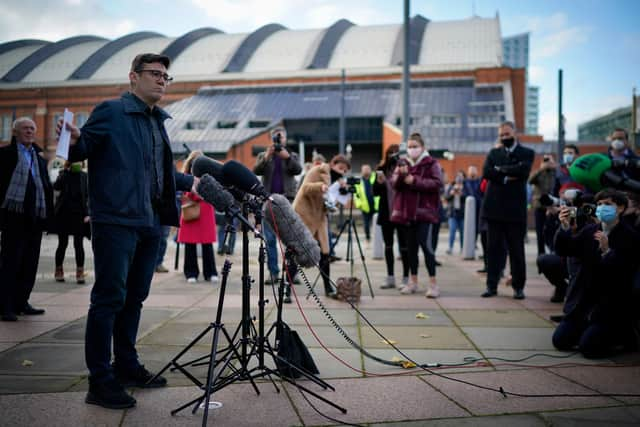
[462,196,476,260]
[372,213,384,259]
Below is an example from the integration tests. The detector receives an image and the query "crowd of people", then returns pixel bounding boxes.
[0,51,638,411]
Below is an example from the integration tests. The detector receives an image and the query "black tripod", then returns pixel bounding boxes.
[152,201,346,426]
[309,198,375,298]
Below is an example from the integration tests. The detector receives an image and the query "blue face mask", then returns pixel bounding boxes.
[562,153,574,164]
[595,204,617,223]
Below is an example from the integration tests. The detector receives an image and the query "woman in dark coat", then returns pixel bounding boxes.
[53,161,90,284]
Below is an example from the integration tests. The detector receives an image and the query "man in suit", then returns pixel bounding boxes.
[480,121,535,299]
[0,118,53,321]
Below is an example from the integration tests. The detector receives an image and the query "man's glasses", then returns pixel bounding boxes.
[136,69,174,84]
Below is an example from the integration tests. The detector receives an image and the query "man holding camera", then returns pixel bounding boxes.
[529,154,557,256]
[481,121,535,299]
[553,189,638,358]
[254,126,302,283]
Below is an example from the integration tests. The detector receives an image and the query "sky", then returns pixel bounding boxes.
[1,0,638,141]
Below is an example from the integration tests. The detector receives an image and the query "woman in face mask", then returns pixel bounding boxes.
[390,133,444,298]
[554,188,638,358]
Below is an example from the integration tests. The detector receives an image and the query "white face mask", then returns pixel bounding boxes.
[611,139,625,151]
[407,147,422,160]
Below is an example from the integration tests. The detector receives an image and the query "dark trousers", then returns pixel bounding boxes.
[184,243,218,280]
[0,217,43,314]
[85,220,161,383]
[406,222,436,277]
[155,225,170,267]
[486,220,526,291]
[553,317,634,359]
[55,233,85,267]
[361,211,374,241]
[381,223,409,278]
[534,207,547,255]
[537,254,568,295]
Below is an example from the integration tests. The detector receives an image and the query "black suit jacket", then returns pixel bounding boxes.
[481,143,535,223]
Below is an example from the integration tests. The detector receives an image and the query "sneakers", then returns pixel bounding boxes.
[380,276,396,289]
[425,283,440,298]
[399,283,417,294]
[86,378,136,409]
[155,264,169,273]
[208,275,219,284]
[55,266,65,282]
[481,289,497,298]
[76,267,86,284]
[115,365,167,389]
[187,277,197,284]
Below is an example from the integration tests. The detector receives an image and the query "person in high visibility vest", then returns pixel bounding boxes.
[354,164,380,242]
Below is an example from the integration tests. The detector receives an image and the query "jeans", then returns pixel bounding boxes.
[85,219,161,383]
[447,216,464,252]
[262,219,279,276]
[361,211,374,241]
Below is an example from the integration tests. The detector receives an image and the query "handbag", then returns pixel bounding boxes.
[335,277,362,303]
[181,201,200,222]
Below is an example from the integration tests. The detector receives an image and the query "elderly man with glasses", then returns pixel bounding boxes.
[57,53,197,410]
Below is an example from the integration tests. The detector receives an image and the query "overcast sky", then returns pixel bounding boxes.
[2,0,638,140]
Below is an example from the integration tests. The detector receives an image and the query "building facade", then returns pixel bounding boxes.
[578,106,632,141]
[502,32,539,134]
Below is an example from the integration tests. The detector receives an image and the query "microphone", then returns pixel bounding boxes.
[222,160,272,200]
[192,155,225,182]
[263,194,320,268]
[196,174,261,236]
[569,153,640,193]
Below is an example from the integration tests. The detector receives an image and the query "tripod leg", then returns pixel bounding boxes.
[350,219,375,299]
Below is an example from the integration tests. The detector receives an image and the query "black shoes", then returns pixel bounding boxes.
[329,255,341,263]
[1,312,18,321]
[476,268,488,274]
[115,365,167,389]
[513,289,526,300]
[481,289,497,298]
[283,295,292,304]
[550,289,566,303]
[549,314,565,323]
[86,378,136,409]
[20,304,45,315]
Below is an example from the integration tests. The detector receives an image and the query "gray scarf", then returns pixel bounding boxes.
[1,145,47,219]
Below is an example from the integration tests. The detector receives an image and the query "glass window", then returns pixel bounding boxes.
[1,115,12,142]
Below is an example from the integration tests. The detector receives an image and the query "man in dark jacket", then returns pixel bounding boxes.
[0,118,54,321]
[58,53,196,410]
[481,121,535,299]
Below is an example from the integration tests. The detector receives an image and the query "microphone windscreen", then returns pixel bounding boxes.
[192,156,225,182]
[264,194,321,268]
[222,160,266,197]
[569,153,611,192]
[196,174,235,212]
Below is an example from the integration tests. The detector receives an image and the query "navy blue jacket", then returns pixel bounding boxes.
[70,92,193,227]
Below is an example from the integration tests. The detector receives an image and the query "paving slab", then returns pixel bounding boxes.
[437,296,523,309]
[0,375,80,394]
[446,309,551,327]
[539,405,640,426]
[0,391,125,427]
[462,327,556,350]
[14,305,88,323]
[282,306,358,326]
[0,321,67,343]
[356,308,452,326]
[295,325,359,348]
[370,413,547,427]
[549,366,640,404]
[288,375,468,425]
[361,349,487,376]
[0,343,86,376]
[360,325,475,349]
[480,350,600,371]
[0,343,18,353]
[424,369,616,415]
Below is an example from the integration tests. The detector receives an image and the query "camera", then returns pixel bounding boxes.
[272,133,283,152]
[543,156,551,162]
[340,176,360,194]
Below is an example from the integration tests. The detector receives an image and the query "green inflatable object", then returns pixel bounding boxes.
[569,153,611,192]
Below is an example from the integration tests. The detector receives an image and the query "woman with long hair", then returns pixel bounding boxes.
[390,133,444,297]
[373,144,409,288]
[177,151,218,283]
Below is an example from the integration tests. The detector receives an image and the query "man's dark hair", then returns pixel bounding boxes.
[330,154,351,170]
[612,128,629,141]
[131,53,171,72]
[500,120,516,130]
[565,144,579,155]
[595,188,628,210]
[270,126,286,137]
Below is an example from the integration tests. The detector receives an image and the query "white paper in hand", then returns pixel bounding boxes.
[56,108,74,160]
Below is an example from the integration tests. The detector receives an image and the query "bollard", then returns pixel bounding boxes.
[462,196,476,260]
[372,213,384,259]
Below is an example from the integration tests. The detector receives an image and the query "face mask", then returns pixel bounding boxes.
[611,139,625,151]
[70,163,83,173]
[501,137,515,148]
[562,154,574,164]
[595,204,617,223]
[330,169,344,183]
[407,147,422,160]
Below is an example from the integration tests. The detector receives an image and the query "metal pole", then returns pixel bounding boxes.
[339,68,346,155]
[632,87,638,151]
[401,0,410,152]
[557,69,564,160]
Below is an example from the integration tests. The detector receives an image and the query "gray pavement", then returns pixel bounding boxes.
[1,229,639,426]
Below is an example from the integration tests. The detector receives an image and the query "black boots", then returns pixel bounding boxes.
[320,254,337,299]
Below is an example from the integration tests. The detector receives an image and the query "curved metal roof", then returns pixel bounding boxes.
[390,15,429,66]
[243,28,324,73]
[69,32,164,80]
[0,39,49,56]
[168,33,246,76]
[2,35,106,82]
[328,24,401,69]
[307,19,354,69]
[161,27,223,62]
[223,23,286,73]
[90,36,172,81]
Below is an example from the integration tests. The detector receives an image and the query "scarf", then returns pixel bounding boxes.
[2,145,47,219]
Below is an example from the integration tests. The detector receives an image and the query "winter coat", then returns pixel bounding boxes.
[390,154,443,225]
[528,167,556,209]
[293,163,330,253]
[253,151,302,201]
[52,169,89,236]
[177,192,217,244]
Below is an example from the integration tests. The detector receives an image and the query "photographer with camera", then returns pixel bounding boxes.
[552,188,639,358]
[529,154,557,256]
[254,126,302,283]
